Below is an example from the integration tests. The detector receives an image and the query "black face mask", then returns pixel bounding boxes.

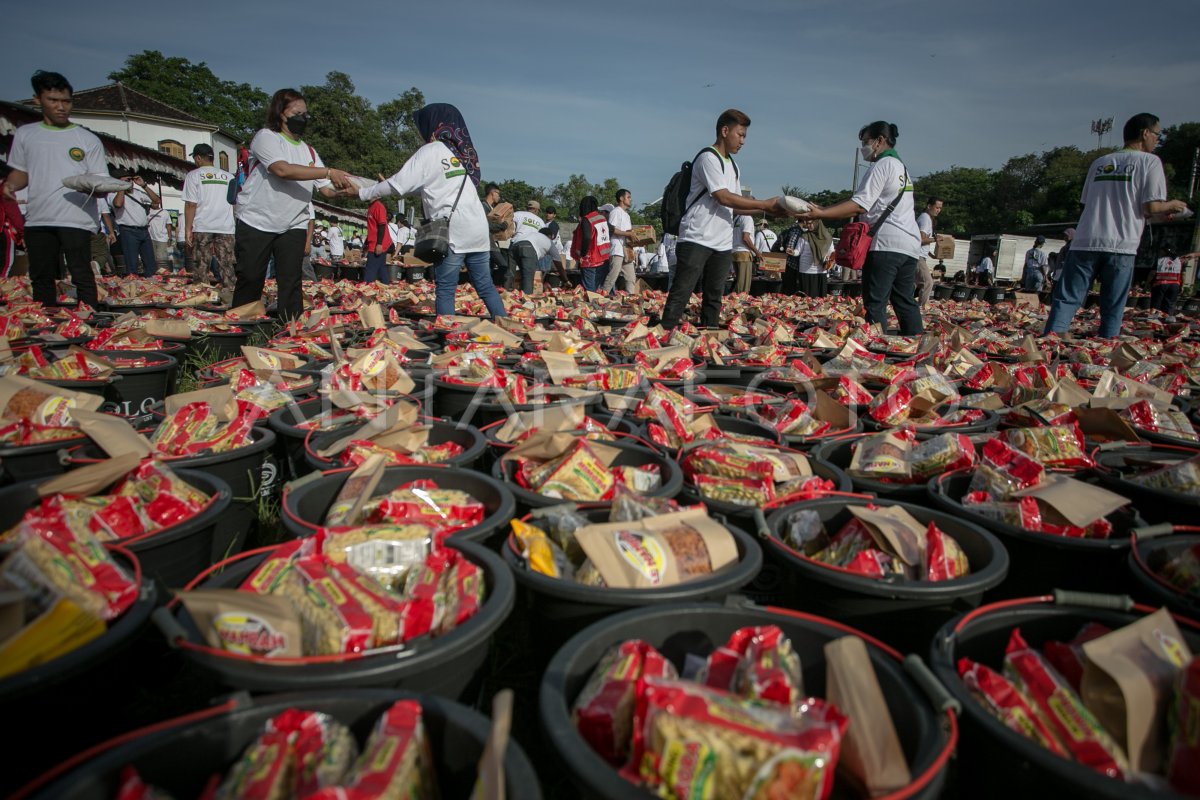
[285,113,309,137]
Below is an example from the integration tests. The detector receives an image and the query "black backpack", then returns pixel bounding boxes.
[660,146,738,236]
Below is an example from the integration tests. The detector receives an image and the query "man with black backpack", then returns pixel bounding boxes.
[659,109,786,329]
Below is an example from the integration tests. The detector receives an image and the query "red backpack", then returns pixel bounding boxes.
[833,162,908,270]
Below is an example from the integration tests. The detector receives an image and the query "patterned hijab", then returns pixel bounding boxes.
[413,103,480,187]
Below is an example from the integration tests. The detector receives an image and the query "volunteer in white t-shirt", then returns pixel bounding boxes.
[753,220,777,253]
[510,200,546,294]
[600,190,637,295]
[147,206,171,271]
[914,196,942,308]
[1150,245,1184,315]
[231,88,354,319]
[799,120,924,335]
[352,103,505,318]
[182,143,235,287]
[730,214,758,295]
[109,172,162,277]
[2,70,106,308]
[660,109,788,329]
[1044,113,1188,338]
[327,223,345,261]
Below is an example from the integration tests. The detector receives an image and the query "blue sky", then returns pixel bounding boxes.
[5,0,1198,206]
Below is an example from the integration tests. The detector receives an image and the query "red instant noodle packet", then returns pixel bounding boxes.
[1003,628,1128,779]
[1042,623,1112,692]
[573,640,678,765]
[958,658,1068,758]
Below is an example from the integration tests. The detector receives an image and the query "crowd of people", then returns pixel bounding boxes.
[2,68,1195,336]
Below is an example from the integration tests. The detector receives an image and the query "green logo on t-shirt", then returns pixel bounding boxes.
[68,147,84,162]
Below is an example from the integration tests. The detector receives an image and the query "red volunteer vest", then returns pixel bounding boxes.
[1154,257,1182,286]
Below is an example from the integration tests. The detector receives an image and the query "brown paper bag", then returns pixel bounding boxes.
[825,636,912,796]
[0,374,103,424]
[386,329,431,351]
[473,690,513,800]
[1045,377,1092,408]
[317,400,419,457]
[241,346,304,372]
[1075,407,1140,444]
[358,303,386,330]
[70,408,153,459]
[848,505,926,567]
[227,300,266,320]
[1016,334,1045,362]
[1081,607,1193,773]
[325,453,387,526]
[1013,475,1129,528]
[165,386,236,421]
[540,351,580,384]
[37,452,141,497]
[469,319,523,349]
[144,319,192,339]
[575,507,738,589]
[494,403,584,444]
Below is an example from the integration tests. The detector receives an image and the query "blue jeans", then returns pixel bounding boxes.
[1042,250,1134,339]
[364,250,390,284]
[118,225,156,277]
[579,266,603,292]
[435,248,506,318]
[1023,270,1043,292]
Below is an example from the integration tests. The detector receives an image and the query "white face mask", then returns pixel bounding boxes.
[860,143,875,161]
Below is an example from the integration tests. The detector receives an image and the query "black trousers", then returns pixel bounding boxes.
[862,250,923,334]
[1150,283,1180,314]
[232,220,306,320]
[24,226,98,309]
[661,241,731,329]
[784,271,827,298]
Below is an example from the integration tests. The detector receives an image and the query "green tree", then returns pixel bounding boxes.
[377,88,427,158]
[494,179,546,215]
[108,50,268,142]
[1157,122,1200,198]
[913,166,998,236]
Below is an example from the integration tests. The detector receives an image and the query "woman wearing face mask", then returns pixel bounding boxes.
[231,88,354,320]
[798,121,924,334]
[352,103,505,318]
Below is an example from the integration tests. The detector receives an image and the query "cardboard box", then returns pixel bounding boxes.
[759,252,787,273]
[932,235,955,260]
[629,225,657,246]
[402,254,433,267]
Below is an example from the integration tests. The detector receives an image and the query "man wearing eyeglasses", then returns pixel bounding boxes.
[1043,113,1189,339]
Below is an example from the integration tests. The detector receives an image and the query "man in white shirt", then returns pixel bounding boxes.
[327,223,345,262]
[182,143,235,287]
[600,189,638,295]
[147,206,171,272]
[1022,236,1049,292]
[754,219,777,253]
[975,252,995,286]
[510,199,546,293]
[1044,113,1188,338]
[2,70,106,308]
[914,196,943,307]
[731,214,758,294]
[660,109,787,329]
[109,169,161,277]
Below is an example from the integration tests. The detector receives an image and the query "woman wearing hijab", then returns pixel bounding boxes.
[798,121,923,334]
[354,103,505,318]
[569,195,612,292]
[232,88,353,320]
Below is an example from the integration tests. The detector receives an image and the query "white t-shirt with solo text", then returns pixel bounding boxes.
[1072,149,1168,254]
[182,165,235,234]
[360,141,489,253]
[511,211,546,244]
[851,156,922,259]
[236,129,332,233]
[6,122,107,233]
[679,148,740,251]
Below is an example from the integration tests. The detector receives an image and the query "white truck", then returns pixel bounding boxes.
[969,234,1066,283]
